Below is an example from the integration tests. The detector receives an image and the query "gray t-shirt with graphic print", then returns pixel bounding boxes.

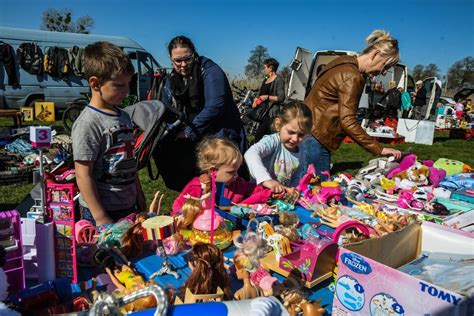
[72,105,137,212]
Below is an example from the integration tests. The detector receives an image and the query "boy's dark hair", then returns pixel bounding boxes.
[83,41,135,82]
[264,58,279,72]
[168,36,196,55]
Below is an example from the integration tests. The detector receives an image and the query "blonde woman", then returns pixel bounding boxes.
[379,80,402,118]
[299,29,402,181]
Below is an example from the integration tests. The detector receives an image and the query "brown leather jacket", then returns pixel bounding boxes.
[304,55,383,155]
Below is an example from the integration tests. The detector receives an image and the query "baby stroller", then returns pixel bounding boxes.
[243,101,279,144]
[124,100,184,183]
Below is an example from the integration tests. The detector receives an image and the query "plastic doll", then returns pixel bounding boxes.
[179,243,231,301]
[105,264,156,313]
[233,252,260,300]
[280,290,325,316]
[121,212,149,258]
[233,232,280,297]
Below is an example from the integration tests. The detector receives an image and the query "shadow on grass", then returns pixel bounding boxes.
[433,136,451,142]
[332,161,364,173]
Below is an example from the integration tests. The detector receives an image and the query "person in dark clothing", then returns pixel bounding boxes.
[379,80,401,118]
[251,58,286,142]
[159,35,247,191]
[411,80,427,119]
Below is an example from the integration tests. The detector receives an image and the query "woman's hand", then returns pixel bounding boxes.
[262,179,285,194]
[381,147,402,160]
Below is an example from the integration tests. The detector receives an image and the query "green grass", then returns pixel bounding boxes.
[1,114,472,213]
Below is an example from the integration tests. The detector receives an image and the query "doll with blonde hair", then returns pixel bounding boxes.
[233,232,280,296]
[172,137,271,216]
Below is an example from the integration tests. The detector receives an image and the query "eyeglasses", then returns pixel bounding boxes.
[172,54,194,65]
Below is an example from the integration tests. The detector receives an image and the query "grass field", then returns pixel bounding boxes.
[0,117,473,213]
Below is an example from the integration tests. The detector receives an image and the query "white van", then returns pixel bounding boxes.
[0,27,162,109]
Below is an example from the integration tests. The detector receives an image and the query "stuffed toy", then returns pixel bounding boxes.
[387,154,417,179]
[393,162,430,186]
[433,158,472,176]
[439,173,474,191]
[356,157,399,180]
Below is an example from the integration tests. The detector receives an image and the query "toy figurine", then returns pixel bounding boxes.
[121,213,149,258]
[179,243,231,302]
[233,232,280,297]
[148,191,165,215]
[233,253,260,300]
[281,290,325,316]
[105,264,156,313]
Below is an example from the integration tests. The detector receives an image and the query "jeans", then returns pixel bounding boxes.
[295,135,331,181]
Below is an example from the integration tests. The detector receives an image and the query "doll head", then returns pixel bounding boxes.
[197,137,242,185]
[233,232,267,272]
[279,211,299,227]
[121,212,148,258]
[183,242,231,299]
[181,198,203,228]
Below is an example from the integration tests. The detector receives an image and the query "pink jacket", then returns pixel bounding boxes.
[172,176,271,215]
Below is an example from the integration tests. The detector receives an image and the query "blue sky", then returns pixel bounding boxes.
[1,0,473,78]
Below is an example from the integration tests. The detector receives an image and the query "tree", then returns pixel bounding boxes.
[412,64,424,82]
[446,56,474,91]
[245,45,269,79]
[41,9,94,34]
[279,66,291,85]
[423,63,440,78]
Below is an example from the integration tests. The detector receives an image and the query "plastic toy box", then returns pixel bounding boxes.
[332,221,473,315]
[0,210,25,294]
[46,181,78,282]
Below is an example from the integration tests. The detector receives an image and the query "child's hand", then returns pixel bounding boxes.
[263,180,285,194]
[95,214,113,227]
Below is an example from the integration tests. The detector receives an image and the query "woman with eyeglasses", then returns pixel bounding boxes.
[159,35,247,191]
[297,29,402,181]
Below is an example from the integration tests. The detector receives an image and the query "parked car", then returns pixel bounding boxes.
[438,96,456,106]
[453,85,474,102]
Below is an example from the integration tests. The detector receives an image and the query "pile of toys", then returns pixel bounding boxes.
[0,151,473,315]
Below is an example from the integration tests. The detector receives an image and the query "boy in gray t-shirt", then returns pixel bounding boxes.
[72,42,145,226]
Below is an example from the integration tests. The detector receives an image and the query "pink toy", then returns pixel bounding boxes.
[297,164,342,205]
[279,237,338,282]
[386,154,417,178]
[74,220,98,244]
[46,181,78,282]
[397,190,424,210]
[428,167,446,188]
[0,210,25,294]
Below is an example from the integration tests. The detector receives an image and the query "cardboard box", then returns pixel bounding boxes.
[332,222,473,315]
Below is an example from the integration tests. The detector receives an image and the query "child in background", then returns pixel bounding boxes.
[172,138,270,215]
[72,42,146,226]
[244,101,313,193]
[455,99,465,124]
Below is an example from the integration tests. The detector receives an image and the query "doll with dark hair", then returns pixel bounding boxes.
[179,243,231,301]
